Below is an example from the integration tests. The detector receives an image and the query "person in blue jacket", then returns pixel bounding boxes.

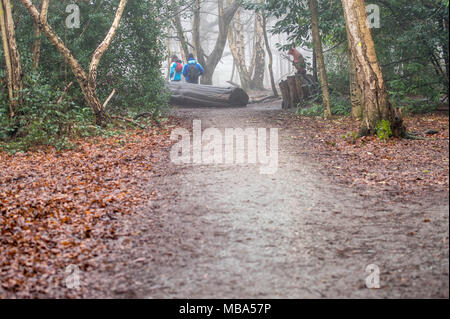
[183,53,205,84]
[170,55,184,82]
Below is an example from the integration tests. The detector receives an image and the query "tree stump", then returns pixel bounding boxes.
[279,80,291,109]
[280,74,319,109]
[287,76,298,108]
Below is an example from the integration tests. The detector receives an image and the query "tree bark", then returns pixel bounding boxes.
[280,74,308,109]
[228,8,251,91]
[309,0,331,119]
[262,15,278,97]
[32,0,49,70]
[2,0,23,113]
[294,74,304,103]
[166,26,172,80]
[0,0,14,117]
[348,47,363,119]
[279,80,290,109]
[287,75,298,108]
[1,0,23,117]
[312,47,318,82]
[343,8,362,119]
[341,0,402,136]
[251,10,265,90]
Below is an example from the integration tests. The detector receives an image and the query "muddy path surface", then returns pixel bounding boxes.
[84,104,449,299]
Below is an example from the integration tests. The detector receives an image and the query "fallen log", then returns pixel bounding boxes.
[168,82,249,107]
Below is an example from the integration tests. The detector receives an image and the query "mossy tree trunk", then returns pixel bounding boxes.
[341,0,404,137]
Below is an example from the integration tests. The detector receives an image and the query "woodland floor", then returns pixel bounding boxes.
[0,102,448,298]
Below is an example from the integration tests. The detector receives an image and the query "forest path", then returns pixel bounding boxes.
[85,104,449,298]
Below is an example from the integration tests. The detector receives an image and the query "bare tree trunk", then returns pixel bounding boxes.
[230,59,235,82]
[171,0,189,60]
[228,8,251,90]
[2,0,23,113]
[0,0,14,117]
[166,26,172,80]
[341,0,403,136]
[1,0,23,117]
[178,41,186,62]
[20,0,127,126]
[348,45,362,119]
[437,17,449,98]
[251,10,265,90]
[312,47,318,82]
[262,15,278,97]
[192,0,240,85]
[309,0,331,119]
[31,0,49,70]
[192,0,206,67]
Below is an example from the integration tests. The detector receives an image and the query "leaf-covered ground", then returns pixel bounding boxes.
[0,124,175,298]
[284,113,449,199]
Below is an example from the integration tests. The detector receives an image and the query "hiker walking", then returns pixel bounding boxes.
[170,55,184,82]
[183,53,205,84]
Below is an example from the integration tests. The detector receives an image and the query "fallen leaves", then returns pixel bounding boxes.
[286,113,449,198]
[0,123,175,298]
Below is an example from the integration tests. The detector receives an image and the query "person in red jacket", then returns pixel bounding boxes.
[288,47,307,75]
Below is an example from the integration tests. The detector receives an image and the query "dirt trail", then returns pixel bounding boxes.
[84,104,449,299]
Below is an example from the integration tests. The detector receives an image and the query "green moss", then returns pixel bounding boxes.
[375,120,392,141]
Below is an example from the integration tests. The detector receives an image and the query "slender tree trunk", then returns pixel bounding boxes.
[1,0,23,117]
[230,59,235,82]
[341,0,402,136]
[20,0,127,126]
[192,0,206,68]
[171,0,189,60]
[312,47,318,82]
[308,0,331,118]
[32,19,40,68]
[228,8,251,90]
[438,17,449,98]
[348,47,362,119]
[166,26,172,80]
[178,40,186,63]
[32,0,49,70]
[251,10,265,90]
[262,15,278,97]
[0,0,14,117]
